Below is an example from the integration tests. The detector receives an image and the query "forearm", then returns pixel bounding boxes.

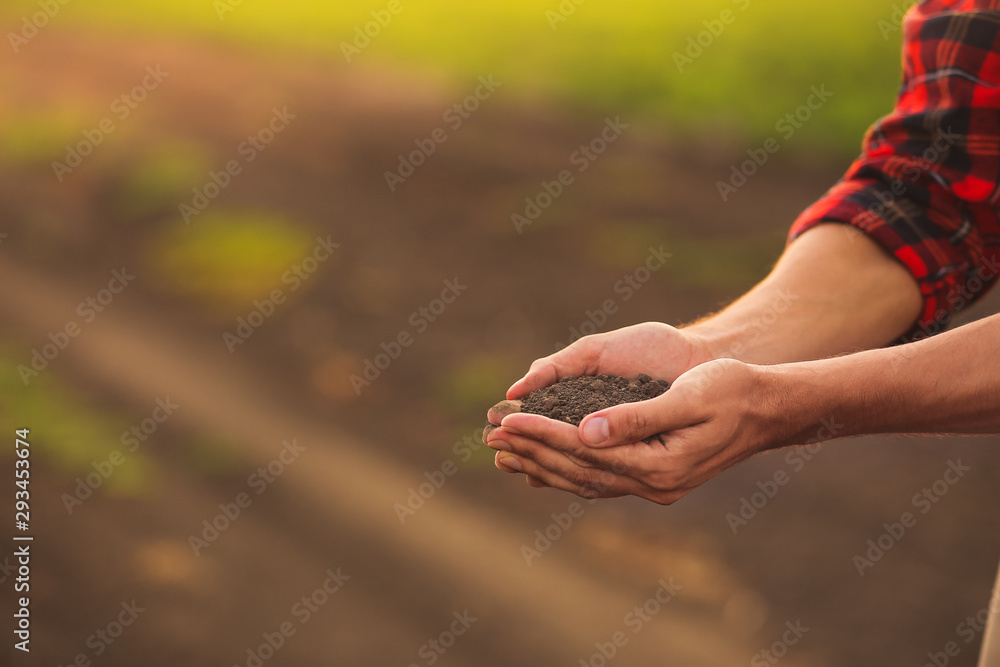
[768,313,1000,444]
[686,223,922,365]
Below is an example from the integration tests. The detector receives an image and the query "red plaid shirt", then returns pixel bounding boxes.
[789,0,1000,338]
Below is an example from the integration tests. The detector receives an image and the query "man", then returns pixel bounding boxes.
[484,1,1000,663]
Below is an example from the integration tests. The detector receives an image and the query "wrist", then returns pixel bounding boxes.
[751,362,838,452]
[683,322,746,365]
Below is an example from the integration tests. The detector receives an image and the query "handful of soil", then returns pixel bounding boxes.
[520,373,671,426]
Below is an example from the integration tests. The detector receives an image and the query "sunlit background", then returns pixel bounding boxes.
[3,1,1000,665]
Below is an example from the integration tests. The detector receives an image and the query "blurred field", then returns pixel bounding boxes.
[3,2,1000,667]
[3,0,904,148]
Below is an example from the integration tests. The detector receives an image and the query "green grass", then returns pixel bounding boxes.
[146,210,316,312]
[0,343,156,497]
[436,354,514,417]
[4,0,907,152]
[114,142,212,218]
[0,106,92,165]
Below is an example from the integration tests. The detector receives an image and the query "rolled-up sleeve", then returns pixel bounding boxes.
[789,0,1000,337]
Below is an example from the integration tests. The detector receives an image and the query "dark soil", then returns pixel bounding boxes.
[520,374,671,426]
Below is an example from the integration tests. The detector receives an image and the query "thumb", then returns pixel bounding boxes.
[578,391,700,447]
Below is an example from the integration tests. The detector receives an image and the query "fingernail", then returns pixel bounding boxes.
[582,417,609,445]
[488,439,511,452]
[500,456,522,471]
[499,416,521,434]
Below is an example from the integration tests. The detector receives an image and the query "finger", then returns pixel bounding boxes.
[495,451,520,473]
[526,476,549,488]
[578,389,706,448]
[507,361,559,400]
[490,424,591,470]
[494,450,580,495]
[490,429,642,498]
[499,412,622,467]
[498,410,690,484]
[482,424,497,444]
[493,441,636,499]
[487,399,522,426]
[506,338,602,399]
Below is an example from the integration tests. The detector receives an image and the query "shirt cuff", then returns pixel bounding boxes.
[788,177,995,340]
